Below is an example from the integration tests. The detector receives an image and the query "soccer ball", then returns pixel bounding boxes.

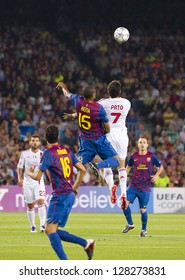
[114,27,130,44]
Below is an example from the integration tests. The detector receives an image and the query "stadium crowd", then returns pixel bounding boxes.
[0,21,185,188]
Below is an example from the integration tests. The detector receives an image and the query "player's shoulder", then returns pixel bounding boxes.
[121,97,131,105]
[130,151,138,158]
[98,98,107,103]
[147,150,154,157]
[21,148,31,155]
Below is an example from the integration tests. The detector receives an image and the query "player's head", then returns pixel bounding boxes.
[107,80,121,98]
[45,125,59,144]
[137,134,150,152]
[82,85,96,100]
[29,134,41,150]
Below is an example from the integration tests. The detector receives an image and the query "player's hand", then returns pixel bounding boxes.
[27,167,35,177]
[63,113,75,120]
[73,186,78,196]
[56,82,68,92]
[17,178,23,187]
[151,175,157,183]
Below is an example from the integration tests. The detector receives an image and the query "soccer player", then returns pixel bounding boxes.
[62,80,131,209]
[27,125,95,260]
[17,135,46,233]
[98,80,131,209]
[122,135,164,237]
[56,82,120,178]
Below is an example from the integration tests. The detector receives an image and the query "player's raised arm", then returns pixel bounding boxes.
[56,82,72,98]
[63,112,77,120]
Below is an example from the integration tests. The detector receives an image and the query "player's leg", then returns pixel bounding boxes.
[103,167,117,203]
[46,223,68,259]
[23,186,36,232]
[57,193,95,260]
[46,192,95,260]
[122,187,135,233]
[45,194,68,260]
[27,203,36,232]
[36,184,46,232]
[38,199,46,232]
[89,135,119,177]
[118,160,128,209]
[138,191,150,237]
[116,132,129,209]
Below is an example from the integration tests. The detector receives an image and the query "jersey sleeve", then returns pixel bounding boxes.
[98,105,109,123]
[152,154,162,167]
[127,154,134,166]
[70,93,81,108]
[17,152,25,168]
[39,150,52,171]
[70,151,79,165]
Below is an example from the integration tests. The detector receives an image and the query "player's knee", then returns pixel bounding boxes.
[140,208,146,214]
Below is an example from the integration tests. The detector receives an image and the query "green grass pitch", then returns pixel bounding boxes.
[0,212,185,260]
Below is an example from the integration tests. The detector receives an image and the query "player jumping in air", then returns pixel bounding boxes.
[61,80,131,209]
[56,82,120,179]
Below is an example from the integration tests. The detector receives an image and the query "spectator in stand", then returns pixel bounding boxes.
[162,106,175,128]
[155,170,170,188]
[179,125,185,145]
[151,124,162,142]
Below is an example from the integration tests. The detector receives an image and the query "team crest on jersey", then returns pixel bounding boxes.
[147,157,151,162]
[77,156,83,163]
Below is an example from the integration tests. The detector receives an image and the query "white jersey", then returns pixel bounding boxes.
[98,97,131,159]
[17,148,45,187]
[98,97,131,131]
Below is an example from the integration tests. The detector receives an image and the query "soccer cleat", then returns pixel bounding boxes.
[31,226,37,233]
[89,162,101,178]
[84,239,95,260]
[122,224,134,233]
[40,225,45,233]
[121,195,128,210]
[140,230,147,237]
[111,185,117,204]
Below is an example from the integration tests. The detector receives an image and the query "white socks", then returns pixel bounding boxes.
[118,168,127,196]
[27,208,36,227]
[38,204,46,227]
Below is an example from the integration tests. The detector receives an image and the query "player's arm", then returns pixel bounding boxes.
[17,167,24,187]
[103,121,110,133]
[72,162,86,195]
[125,154,134,175]
[126,165,132,175]
[63,112,77,120]
[151,165,164,183]
[56,82,72,98]
[27,168,43,181]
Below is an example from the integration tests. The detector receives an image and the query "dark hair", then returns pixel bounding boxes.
[82,85,96,100]
[138,133,151,143]
[45,125,59,143]
[31,134,40,140]
[107,80,121,98]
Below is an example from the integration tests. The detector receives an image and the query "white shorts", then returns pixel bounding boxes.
[106,130,128,160]
[23,183,46,204]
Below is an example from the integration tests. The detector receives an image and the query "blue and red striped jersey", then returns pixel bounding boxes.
[70,94,109,140]
[127,151,162,192]
[39,144,78,195]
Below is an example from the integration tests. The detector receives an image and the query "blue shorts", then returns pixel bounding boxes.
[47,192,75,227]
[78,134,117,164]
[126,187,150,209]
